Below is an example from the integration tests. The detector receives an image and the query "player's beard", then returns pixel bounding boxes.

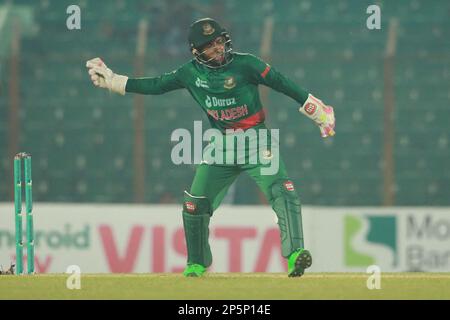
[209,51,225,66]
[215,53,225,63]
[198,47,228,68]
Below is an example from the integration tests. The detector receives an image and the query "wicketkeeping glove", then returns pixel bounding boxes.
[86,57,128,95]
[299,94,335,138]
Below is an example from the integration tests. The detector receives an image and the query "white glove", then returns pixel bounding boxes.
[299,94,335,138]
[86,57,128,95]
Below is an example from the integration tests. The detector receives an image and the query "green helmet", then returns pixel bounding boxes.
[188,18,233,68]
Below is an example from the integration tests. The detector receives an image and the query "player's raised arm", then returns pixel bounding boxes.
[245,54,335,137]
[86,57,185,95]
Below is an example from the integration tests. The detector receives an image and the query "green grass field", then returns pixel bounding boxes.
[1,273,449,300]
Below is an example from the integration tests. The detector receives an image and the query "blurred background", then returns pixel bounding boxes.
[1,0,450,275]
[1,0,449,206]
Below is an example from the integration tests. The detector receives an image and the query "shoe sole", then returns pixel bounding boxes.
[288,250,312,277]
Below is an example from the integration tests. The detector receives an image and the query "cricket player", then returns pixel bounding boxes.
[86,18,335,277]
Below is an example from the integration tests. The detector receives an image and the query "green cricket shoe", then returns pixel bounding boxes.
[288,248,312,277]
[183,263,207,277]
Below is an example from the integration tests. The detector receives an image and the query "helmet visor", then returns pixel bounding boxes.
[195,34,233,68]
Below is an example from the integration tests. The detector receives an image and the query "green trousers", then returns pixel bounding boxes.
[190,160,289,211]
[182,127,305,266]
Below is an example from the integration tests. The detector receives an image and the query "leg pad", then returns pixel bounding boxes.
[270,180,304,257]
[182,191,213,267]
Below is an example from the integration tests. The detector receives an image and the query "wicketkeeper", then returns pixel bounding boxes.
[86,18,335,277]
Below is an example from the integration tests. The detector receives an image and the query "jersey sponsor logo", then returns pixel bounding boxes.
[185,201,196,212]
[224,76,236,89]
[205,95,236,108]
[207,105,248,121]
[284,181,295,191]
[202,23,215,35]
[195,77,209,88]
[304,102,317,115]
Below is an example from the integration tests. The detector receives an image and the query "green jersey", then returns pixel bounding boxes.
[126,52,309,133]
